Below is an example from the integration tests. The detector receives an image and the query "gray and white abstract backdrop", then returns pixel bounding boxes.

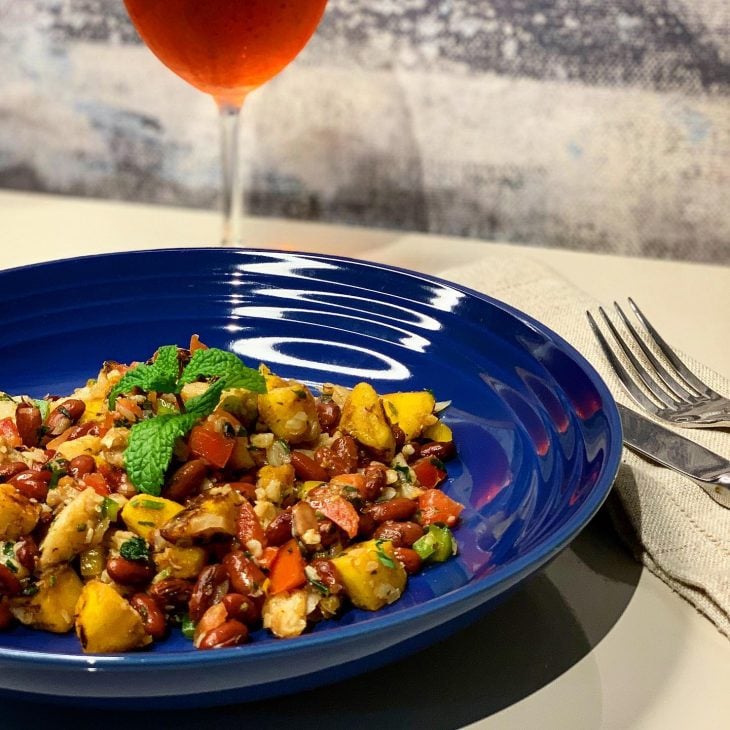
[0,1,728,262]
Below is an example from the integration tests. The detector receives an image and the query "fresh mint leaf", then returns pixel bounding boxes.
[180,348,266,393]
[108,345,180,409]
[184,379,227,417]
[124,379,226,495]
[124,412,198,495]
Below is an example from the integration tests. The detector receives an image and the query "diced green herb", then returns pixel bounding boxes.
[119,536,150,562]
[412,525,457,563]
[133,499,165,511]
[394,464,412,483]
[33,399,50,420]
[100,496,120,521]
[47,458,69,489]
[181,615,196,640]
[306,574,330,596]
[374,540,396,569]
[21,580,39,597]
[276,439,291,453]
[5,561,17,573]
[137,520,156,527]
[2,542,14,557]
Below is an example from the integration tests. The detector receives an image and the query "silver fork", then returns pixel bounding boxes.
[587,298,730,428]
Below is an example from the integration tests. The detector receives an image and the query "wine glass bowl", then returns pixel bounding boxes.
[123,0,328,244]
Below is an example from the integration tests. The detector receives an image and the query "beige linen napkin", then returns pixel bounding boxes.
[441,253,730,638]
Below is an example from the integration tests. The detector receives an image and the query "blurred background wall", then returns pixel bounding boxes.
[0,0,728,263]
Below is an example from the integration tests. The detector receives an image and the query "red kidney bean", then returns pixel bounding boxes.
[0,600,13,630]
[106,557,154,586]
[310,558,344,595]
[419,440,457,461]
[221,592,260,626]
[223,550,266,597]
[393,547,422,574]
[316,400,341,434]
[130,593,167,639]
[189,564,229,622]
[16,536,39,572]
[15,404,42,447]
[373,520,424,548]
[147,578,194,613]
[265,508,293,547]
[357,512,376,539]
[198,619,248,649]
[391,424,407,449]
[68,454,96,479]
[362,463,387,501]
[0,462,27,481]
[164,459,207,502]
[315,435,358,477]
[0,565,22,597]
[289,451,329,483]
[292,501,319,539]
[365,497,418,524]
[318,518,340,547]
[64,422,95,442]
[44,399,85,438]
[8,470,49,501]
[236,499,266,548]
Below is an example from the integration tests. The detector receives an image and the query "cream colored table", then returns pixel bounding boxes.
[1,191,728,729]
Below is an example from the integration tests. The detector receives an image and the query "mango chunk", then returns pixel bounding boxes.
[54,434,102,462]
[257,382,320,445]
[122,494,184,541]
[381,390,436,441]
[339,383,395,459]
[331,539,407,611]
[0,483,41,542]
[75,580,151,653]
[422,420,453,443]
[11,565,83,633]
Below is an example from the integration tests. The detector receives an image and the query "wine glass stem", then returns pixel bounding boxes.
[218,100,244,247]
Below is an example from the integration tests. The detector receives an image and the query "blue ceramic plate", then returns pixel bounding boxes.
[0,249,621,707]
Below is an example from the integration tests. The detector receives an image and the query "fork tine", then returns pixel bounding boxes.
[586,311,662,414]
[596,307,679,407]
[628,298,718,399]
[613,301,696,402]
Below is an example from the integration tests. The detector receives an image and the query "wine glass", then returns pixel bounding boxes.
[123,0,328,246]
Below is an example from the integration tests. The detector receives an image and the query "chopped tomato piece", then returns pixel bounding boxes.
[188,425,235,468]
[412,457,447,489]
[268,538,307,595]
[308,493,360,539]
[257,546,279,570]
[330,473,366,498]
[81,472,110,496]
[114,397,144,420]
[417,489,463,527]
[0,418,22,448]
[188,334,208,353]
